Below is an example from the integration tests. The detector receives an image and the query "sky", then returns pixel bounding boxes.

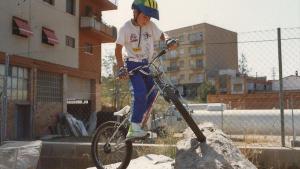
[101,0,300,78]
[103,0,300,32]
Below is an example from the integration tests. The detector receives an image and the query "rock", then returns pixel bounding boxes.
[174,123,257,169]
[87,154,174,169]
[0,141,42,169]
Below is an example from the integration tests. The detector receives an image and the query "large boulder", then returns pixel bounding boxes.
[174,123,257,169]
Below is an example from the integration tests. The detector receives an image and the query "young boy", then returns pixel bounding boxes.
[115,0,177,139]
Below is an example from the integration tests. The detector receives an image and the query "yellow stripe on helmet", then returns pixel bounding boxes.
[144,0,158,9]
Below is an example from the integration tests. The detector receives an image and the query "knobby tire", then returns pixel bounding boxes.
[91,121,133,169]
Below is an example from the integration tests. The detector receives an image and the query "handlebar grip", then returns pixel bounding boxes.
[117,67,128,77]
[166,39,178,48]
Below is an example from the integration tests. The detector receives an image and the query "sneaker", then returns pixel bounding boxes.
[126,122,147,139]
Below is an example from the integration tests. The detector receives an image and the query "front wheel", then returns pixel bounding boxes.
[165,87,206,143]
[91,121,133,169]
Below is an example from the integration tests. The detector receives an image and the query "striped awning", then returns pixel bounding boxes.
[13,17,33,37]
[42,27,59,45]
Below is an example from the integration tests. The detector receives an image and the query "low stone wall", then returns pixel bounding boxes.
[38,141,300,169]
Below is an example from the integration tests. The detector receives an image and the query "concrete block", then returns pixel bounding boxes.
[0,141,42,169]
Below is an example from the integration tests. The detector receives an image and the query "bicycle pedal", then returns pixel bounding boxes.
[125,133,150,142]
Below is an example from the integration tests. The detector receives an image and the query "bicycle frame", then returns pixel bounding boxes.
[114,47,204,141]
[91,46,206,169]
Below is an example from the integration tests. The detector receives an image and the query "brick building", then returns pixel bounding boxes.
[0,0,117,140]
[209,72,300,109]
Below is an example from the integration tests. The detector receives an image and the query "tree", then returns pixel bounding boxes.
[198,81,216,102]
[101,51,131,109]
[102,49,116,77]
[238,53,250,75]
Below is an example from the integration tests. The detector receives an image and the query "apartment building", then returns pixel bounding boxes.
[155,23,238,98]
[0,0,117,140]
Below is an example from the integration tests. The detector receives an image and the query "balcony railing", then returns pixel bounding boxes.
[166,55,179,60]
[170,79,179,85]
[189,39,203,44]
[190,78,204,83]
[191,65,203,70]
[80,16,117,39]
[167,66,179,72]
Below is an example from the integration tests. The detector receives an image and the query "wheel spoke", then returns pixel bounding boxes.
[91,121,132,169]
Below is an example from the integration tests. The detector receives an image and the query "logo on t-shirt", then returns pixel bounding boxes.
[130,34,138,42]
[143,32,151,40]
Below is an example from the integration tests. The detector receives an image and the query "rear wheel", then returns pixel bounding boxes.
[164,86,206,143]
[91,121,133,169]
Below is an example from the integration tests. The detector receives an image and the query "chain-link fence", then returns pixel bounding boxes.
[1,27,299,148]
[157,26,300,148]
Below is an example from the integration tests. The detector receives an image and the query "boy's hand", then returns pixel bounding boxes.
[166,39,178,50]
[117,66,129,80]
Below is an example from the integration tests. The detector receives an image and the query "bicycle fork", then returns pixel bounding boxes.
[104,116,130,153]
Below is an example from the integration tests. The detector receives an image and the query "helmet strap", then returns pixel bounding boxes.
[133,9,141,26]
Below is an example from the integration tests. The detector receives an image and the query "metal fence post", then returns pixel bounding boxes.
[277,28,285,147]
[1,53,9,145]
[0,91,2,145]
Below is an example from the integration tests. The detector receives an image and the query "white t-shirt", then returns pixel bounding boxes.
[116,20,163,62]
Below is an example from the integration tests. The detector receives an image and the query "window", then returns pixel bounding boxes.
[37,71,62,102]
[180,74,185,80]
[42,27,59,45]
[12,16,33,37]
[84,43,93,54]
[170,76,177,84]
[178,35,184,42]
[233,84,243,92]
[189,47,203,56]
[169,50,177,58]
[43,0,54,5]
[196,59,203,68]
[179,60,184,67]
[179,49,184,55]
[66,0,75,15]
[170,62,177,68]
[0,65,29,101]
[188,32,202,42]
[66,36,75,48]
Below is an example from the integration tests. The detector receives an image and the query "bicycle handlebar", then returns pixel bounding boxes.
[119,39,178,77]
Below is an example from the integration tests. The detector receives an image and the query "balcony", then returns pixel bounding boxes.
[170,79,179,85]
[80,16,117,42]
[189,75,204,83]
[189,39,203,44]
[166,55,179,60]
[190,78,204,83]
[167,66,179,72]
[191,65,203,71]
[190,53,203,57]
[94,0,118,11]
[188,32,203,44]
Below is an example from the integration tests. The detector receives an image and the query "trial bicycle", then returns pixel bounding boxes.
[91,42,206,169]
